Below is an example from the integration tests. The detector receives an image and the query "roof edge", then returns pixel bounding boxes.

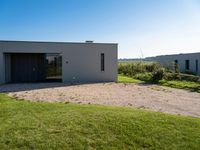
[0,40,118,45]
[155,52,200,57]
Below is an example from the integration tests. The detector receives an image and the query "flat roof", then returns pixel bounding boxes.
[155,52,200,57]
[0,40,118,45]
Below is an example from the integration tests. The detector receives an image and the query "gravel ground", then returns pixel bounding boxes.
[0,83,200,117]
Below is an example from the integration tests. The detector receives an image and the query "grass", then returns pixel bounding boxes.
[158,80,200,93]
[118,74,200,93]
[0,94,200,149]
[118,74,144,84]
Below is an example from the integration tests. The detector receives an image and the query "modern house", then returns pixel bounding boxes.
[0,40,118,84]
[148,52,200,76]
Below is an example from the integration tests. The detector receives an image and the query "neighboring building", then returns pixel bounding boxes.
[148,53,200,75]
[0,40,118,84]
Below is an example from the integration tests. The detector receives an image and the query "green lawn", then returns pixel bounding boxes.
[118,74,144,84]
[0,94,200,149]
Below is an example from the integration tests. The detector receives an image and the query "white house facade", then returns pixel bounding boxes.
[0,40,118,83]
[151,53,200,76]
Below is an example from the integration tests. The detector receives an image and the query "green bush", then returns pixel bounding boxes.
[164,73,200,83]
[174,63,179,73]
[179,73,200,83]
[134,73,153,82]
[164,73,180,80]
[118,62,163,77]
[152,68,165,82]
[145,63,162,72]
[118,61,200,84]
[161,62,175,72]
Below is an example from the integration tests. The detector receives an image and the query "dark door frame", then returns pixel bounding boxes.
[5,53,45,83]
[4,52,62,83]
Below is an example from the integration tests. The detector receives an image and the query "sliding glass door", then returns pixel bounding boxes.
[46,53,62,81]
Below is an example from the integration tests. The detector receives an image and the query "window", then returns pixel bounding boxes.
[185,60,190,70]
[46,53,62,81]
[101,53,105,71]
[196,59,199,72]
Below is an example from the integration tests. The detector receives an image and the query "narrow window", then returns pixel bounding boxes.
[101,53,105,71]
[185,60,190,70]
[196,59,198,72]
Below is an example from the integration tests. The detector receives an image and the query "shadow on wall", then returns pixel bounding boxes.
[0,82,114,93]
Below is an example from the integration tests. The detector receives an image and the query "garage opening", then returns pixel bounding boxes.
[5,53,62,83]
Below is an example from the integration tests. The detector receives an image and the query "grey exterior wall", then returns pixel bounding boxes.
[0,41,118,84]
[151,53,200,75]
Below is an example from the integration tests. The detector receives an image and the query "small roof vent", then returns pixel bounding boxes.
[85,40,94,43]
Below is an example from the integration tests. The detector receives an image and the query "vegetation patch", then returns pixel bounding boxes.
[118,74,144,84]
[158,80,200,93]
[118,61,200,92]
[0,94,200,149]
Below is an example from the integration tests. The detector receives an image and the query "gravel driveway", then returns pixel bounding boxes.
[0,83,200,117]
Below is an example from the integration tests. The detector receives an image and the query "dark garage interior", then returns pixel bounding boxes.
[5,53,62,83]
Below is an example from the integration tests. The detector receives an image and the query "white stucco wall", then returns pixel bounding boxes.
[0,41,118,84]
[152,53,200,75]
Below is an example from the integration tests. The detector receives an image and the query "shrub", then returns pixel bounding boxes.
[145,62,162,72]
[164,73,200,83]
[118,63,132,76]
[174,63,179,73]
[118,62,163,77]
[161,62,176,72]
[152,68,165,82]
[134,73,153,82]
[164,73,181,80]
[179,73,200,83]
[118,61,200,84]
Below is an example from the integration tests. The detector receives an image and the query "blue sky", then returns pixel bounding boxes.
[0,0,200,58]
